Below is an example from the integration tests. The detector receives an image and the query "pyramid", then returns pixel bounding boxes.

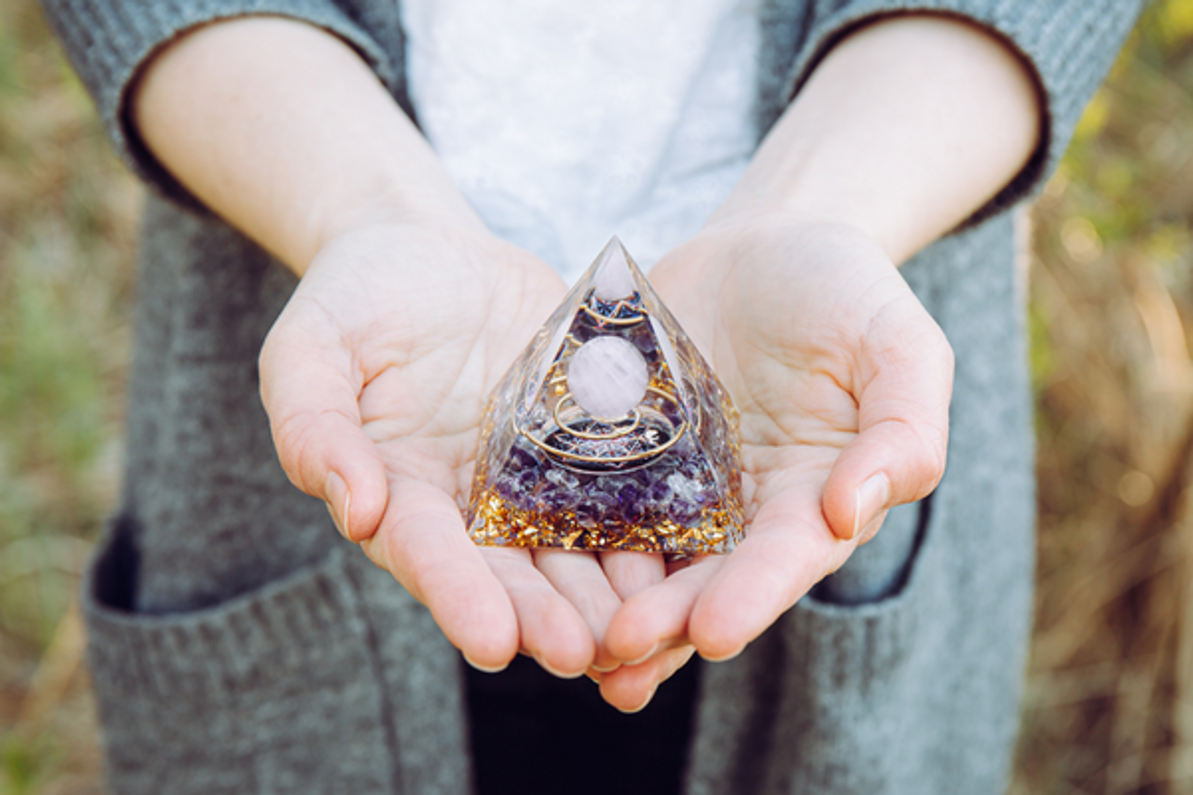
[466,238,744,554]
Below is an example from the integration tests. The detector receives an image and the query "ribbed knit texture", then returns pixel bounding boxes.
[84,524,472,794]
[40,0,1141,793]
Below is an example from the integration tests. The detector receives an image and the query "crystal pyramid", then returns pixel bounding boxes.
[466,238,744,554]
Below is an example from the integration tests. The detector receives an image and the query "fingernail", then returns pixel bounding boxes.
[463,654,507,674]
[853,473,890,541]
[700,645,745,663]
[326,472,351,540]
[619,686,657,715]
[625,643,659,667]
[586,669,603,684]
[534,655,584,680]
[857,508,889,545]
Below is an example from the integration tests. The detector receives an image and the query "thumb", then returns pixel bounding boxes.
[259,319,388,542]
[822,308,954,542]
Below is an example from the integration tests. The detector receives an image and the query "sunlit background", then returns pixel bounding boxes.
[2,2,1193,793]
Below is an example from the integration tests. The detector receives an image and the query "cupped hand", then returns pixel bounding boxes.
[259,218,634,675]
[594,217,954,710]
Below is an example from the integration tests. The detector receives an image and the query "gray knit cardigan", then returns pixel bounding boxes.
[41,0,1139,792]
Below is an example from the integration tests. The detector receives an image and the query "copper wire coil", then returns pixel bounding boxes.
[515,385,688,466]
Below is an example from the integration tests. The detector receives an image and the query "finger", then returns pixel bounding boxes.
[598,645,697,714]
[533,549,623,672]
[687,484,855,660]
[360,477,520,672]
[599,551,666,600]
[602,557,721,665]
[822,306,954,540]
[481,548,596,677]
[260,314,387,541]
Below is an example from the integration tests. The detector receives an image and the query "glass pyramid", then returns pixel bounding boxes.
[466,238,744,554]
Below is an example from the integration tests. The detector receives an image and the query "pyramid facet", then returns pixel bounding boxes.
[466,238,744,554]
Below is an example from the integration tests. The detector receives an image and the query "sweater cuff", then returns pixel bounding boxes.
[780,0,1142,226]
[42,0,400,212]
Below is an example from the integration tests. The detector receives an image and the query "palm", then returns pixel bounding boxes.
[352,248,555,482]
[596,220,952,704]
[261,222,624,674]
[715,224,925,522]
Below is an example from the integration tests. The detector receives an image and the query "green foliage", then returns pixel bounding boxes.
[0,738,38,795]
[0,733,61,795]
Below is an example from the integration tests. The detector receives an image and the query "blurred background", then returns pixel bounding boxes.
[1,1,1192,793]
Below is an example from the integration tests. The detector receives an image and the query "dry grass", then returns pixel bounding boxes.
[0,2,138,793]
[2,1,1193,794]
[1014,4,1193,793]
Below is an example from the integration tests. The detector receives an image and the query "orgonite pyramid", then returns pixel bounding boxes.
[466,237,744,554]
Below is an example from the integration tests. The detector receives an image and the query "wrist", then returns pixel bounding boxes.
[310,184,486,265]
[708,194,882,253]
[132,16,484,276]
[700,205,885,263]
[654,212,891,316]
[710,14,1040,266]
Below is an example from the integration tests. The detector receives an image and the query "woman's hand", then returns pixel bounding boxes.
[589,11,1038,711]
[259,218,614,674]
[132,18,651,677]
[129,13,1036,702]
[593,217,953,710]
[131,17,676,679]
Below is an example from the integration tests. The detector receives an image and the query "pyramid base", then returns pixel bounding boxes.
[468,489,743,554]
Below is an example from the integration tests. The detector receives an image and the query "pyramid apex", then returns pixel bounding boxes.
[593,236,637,301]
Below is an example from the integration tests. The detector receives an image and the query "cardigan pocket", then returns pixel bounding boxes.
[687,480,1032,795]
[80,513,401,795]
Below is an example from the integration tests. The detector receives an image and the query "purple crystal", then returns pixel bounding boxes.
[540,488,574,512]
[495,477,516,501]
[671,500,701,526]
[575,496,612,527]
[508,446,537,472]
[617,483,644,523]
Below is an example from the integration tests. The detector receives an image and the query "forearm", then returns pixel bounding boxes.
[131,16,479,275]
[716,15,1041,264]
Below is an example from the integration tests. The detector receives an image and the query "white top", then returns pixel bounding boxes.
[401,0,761,282]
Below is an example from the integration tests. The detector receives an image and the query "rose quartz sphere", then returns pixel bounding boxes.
[567,336,649,420]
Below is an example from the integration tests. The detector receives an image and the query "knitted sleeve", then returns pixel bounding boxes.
[39,0,403,209]
[763,0,1143,225]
